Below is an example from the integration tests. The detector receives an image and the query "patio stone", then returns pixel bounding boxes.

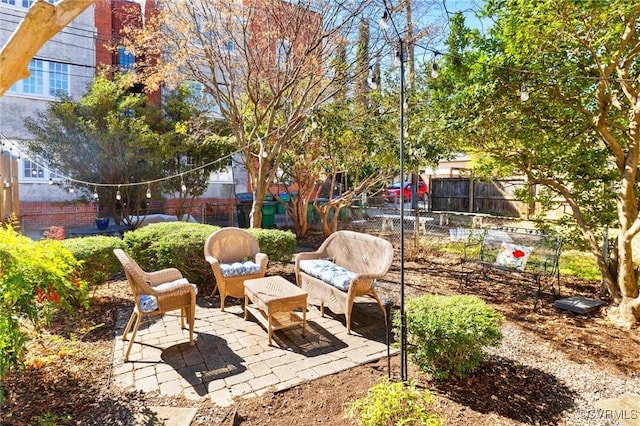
[111,295,393,405]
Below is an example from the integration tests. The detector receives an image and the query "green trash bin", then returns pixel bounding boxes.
[276,193,289,214]
[236,193,253,228]
[261,201,277,228]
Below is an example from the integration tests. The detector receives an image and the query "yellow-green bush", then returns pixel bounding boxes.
[0,227,88,399]
[346,379,443,426]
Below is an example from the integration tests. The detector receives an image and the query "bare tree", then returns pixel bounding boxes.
[126,0,374,227]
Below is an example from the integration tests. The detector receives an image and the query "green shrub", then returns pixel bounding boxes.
[0,227,88,397]
[246,228,297,263]
[62,236,125,286]
[346,379,443,426]
[123,222,219,289]
[397,294,504,380]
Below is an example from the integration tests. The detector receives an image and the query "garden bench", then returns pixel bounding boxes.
[432,210,492,228]
[378,214,434,234]
[294,230,394,333]
[458,226,562,308]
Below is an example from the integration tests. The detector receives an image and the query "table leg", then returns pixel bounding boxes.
[302,304,307,337]
[244,295,249,320]
[268,313,273,345]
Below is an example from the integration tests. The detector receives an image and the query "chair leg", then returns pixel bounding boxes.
[188,303,195,346]
[219,290,227,312]
[370,291,386,315]
[124,311,142,362]
[122,309,136,341]
[180,307,186,329]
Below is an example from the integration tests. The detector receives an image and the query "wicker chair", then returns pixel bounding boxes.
[113,249,197,362]
[204,227,268,311]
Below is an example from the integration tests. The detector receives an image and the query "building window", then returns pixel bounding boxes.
[8,59,69,98]
[23,159,46,180]
[1,0,54,7]
[48,62,69,96]
[23,59,43,95]
[209,167,233,183]
[184,81,224,117]
[276,38,291,68]
[118,47,135,71]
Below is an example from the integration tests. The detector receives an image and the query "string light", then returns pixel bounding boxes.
[116,185,121,201]
[431,62,439,79]
[379,11,389,30]
[93,186,99,199]
[520,84,530,102]
[180,178,187,193]
[146,184,152,199]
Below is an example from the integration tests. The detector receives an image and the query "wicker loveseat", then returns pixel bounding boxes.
[294,230,394,333]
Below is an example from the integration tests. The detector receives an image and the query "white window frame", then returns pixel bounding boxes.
[1,0,54,8]
[209,166,233,183]
[8,59,70,98]
[21,158,48,182]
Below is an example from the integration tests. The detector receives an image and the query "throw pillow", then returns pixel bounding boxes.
[495,242,533,271]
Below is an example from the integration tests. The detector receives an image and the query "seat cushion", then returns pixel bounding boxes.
[220,261,261,277]
[138,278,197,313]
[299,259,356,292]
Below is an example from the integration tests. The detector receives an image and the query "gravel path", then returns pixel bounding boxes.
[493,323,640,426]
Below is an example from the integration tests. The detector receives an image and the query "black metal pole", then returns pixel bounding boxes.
[399,38,408,383]
[382,297,393,379]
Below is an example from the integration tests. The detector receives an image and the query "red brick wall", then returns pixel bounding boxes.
[20,202,97,231]
[20,198,239,231]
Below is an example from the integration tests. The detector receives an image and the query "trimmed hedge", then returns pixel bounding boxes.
[121,223,299,292]
[123,222,219,289]
[246,228,297,263]
[62,236,125,286]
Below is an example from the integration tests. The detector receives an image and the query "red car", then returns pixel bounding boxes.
[384,180,429,202]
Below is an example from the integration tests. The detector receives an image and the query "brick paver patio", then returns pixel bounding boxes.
[111,295,393,407]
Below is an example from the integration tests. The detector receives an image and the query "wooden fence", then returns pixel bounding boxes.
[429,177,534,217]
[0,153,19,222]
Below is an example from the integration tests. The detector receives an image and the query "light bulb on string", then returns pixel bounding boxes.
[393,49,402,67]
[146,184,152,199]
[180,179,187,193]
[48,178,53,185]
[431,62,439,79]
[520,84,530,102]
[93,186,99,199]
[116,185,121,201]
[379,11,389,29]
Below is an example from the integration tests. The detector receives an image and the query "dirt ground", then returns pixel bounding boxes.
[2,235,639,425]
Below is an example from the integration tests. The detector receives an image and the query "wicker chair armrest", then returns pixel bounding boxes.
[294,251,322,265]
[205,255,218,265]
[146,268,183,286]
[255,253,269,271]
[153,281,195,296]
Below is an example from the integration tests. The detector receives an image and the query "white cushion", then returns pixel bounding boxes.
[138,278,197,313]
[220,261,261,277]
[299,259,356,292]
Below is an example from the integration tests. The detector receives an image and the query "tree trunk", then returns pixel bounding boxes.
[607,296,640,329]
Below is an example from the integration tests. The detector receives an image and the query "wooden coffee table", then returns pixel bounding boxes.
[244,276,307,345]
